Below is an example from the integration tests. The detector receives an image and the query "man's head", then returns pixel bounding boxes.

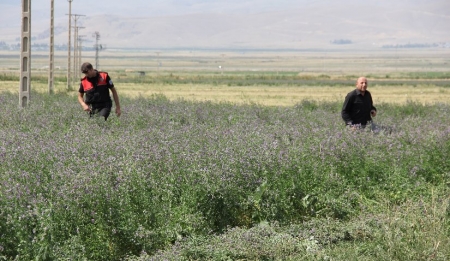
[81,62,95,77]
[356,77,368,93]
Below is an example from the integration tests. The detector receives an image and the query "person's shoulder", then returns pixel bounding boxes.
[347,89,358,95]
[363,90,373,97]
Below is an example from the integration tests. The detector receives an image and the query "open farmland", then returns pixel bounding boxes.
[0,49,449,260]
[1,48,450,106]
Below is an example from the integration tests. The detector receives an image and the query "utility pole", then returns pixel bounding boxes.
[78,34,85,80]
[71,14,85,86]
[48,0,54,94]
[19,0,31,107]
[73,26,84,84]
[66,0,73,90]
[73,25,78,86]
[93,31,101,69]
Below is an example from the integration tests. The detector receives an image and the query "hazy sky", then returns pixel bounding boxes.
[2,0,319,34]
[5,0,309,23]
[3,0,442,28]
[2,0,447,49]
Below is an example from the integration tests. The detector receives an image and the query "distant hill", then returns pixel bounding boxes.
[1,0,449,50]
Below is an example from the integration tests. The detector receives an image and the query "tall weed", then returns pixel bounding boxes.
[0,91,449,260]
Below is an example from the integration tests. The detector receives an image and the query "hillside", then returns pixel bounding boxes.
[1,0,449,50]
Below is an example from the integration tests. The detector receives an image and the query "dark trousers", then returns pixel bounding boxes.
[89,102,112,120]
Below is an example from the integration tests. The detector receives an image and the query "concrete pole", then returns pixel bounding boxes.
[71,15,84,86]
[19,0,31,107]
[76,32,85,81]
[48,0,54,94]
[94,31,100,69]
[67,0,73,90]
[78,36,83,76]
[73,25,78,86]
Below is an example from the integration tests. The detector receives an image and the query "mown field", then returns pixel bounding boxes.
[1,49,449,260]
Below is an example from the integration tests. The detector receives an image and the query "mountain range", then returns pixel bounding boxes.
[1,0,449,50]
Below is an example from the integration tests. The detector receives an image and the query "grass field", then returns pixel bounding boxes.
[1,49,449,106]
[1,49,449,260]
[2,80,449,106]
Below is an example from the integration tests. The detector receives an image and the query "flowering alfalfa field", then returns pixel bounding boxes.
[0,91,449,260]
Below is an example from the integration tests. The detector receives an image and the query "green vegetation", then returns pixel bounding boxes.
[405,71,450,79]
[2,71,450,88]
[0,73,67,83]
[0,90,448,260]
[113,72,450,87]
[0,73,18,81]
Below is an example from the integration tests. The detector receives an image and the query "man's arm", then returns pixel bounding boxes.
[110,87,121,117]
[341,92,354,125]
[78,92,90,111]
[368,92,377,117]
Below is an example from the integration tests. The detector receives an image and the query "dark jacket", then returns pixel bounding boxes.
[341,89,376,125]
[79,71,113,105]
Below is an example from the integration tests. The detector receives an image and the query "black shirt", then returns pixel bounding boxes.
[341,89,376,125]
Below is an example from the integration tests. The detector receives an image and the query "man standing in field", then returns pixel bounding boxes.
[341,76,377,130]
[78,62,121,120]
